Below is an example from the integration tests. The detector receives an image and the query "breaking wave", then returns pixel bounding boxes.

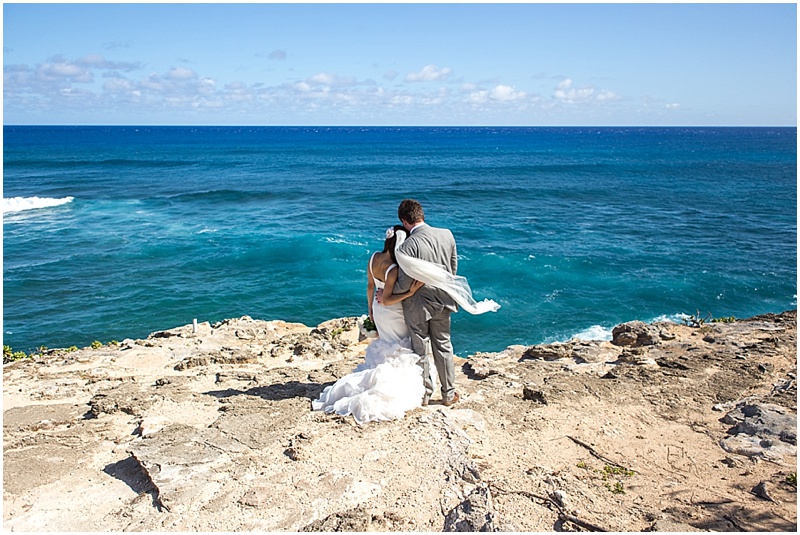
[3,196,74,213]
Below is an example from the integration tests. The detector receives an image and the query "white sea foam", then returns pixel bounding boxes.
[651,313,685,324]
[570,325,613,341]
[325,236,367,247]
[3,196,74,213]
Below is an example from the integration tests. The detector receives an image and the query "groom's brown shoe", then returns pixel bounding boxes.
[443,392,459,407]
[421,396,430,407]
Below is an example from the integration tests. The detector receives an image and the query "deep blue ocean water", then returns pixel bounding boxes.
[3,126,796,356]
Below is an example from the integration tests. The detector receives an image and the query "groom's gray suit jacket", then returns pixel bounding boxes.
[395,224,458,323]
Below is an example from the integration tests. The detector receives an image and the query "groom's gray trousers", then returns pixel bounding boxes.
[403,290,456,401]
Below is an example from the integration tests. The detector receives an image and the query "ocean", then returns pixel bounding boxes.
[3,126,797,357]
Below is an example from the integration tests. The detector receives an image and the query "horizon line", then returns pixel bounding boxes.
[4,124,797,129]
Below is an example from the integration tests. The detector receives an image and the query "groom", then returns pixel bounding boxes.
[393,199,460,407]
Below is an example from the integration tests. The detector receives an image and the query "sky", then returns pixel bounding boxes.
[2,1,797,126]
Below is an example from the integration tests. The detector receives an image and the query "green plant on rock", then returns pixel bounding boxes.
[90,340,103,349]
[602,464,635,478]
[786,473,797,487]
[711,316,736,323]
[3,345,30,363]
[682,309,713,328]
[604,481,626,494]
[330,328,345,338]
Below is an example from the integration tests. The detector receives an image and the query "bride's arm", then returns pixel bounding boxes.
[380,268,423,306]
[367,260,376,321]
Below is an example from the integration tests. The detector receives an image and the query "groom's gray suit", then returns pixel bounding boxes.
[394,223,459,403]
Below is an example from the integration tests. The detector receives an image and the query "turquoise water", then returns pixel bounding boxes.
[3,126,796,356]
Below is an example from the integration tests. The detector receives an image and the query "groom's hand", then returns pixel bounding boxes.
[376,288,384,304]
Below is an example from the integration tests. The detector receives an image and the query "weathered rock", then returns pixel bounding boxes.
[522,342,572,361]
[126,424,237,514]
[304,508,371,531]
[648,517,702,532]
[721,402,797,445]
[571,342,621,363]
[443,485,498,532]
[174,348,259,370]
[522,386,547,405]
[464,359,502,379]
[3,403,87,432]
[752,480,779,503]
[3,311,797,532]
[89,381,156,417]
[612,321,660,347]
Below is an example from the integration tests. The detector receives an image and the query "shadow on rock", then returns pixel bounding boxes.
[204,380,329,402]
[103,456,166,511]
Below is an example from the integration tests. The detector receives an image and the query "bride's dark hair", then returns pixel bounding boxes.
[383,224,407,263]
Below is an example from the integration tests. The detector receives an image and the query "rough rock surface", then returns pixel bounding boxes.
[3,312,797,532]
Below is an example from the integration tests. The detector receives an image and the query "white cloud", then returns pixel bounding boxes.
[468,85,527,105]
[224,82,253,102]
[166,67,196,81]
[489,85,527,101]
[596,90,619,102]
[553,78,619,104]
[36,60,93,83]
[554,78,594,102]
[140,74,164,92]
[390,95,413,105]
[76,54,141,71]
[383,69,398,81]
[665,103,680,109]
[405,64,453,82]
[306,72,357,87]
[309,72,336,85]
[103,78,134,93]
[198,77,217,95]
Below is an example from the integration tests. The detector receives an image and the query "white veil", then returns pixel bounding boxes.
[393,228,500,315]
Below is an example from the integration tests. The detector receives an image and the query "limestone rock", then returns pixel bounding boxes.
[718,402,797,462]
[721,402,797,445]
[443,485,499,532]
[612,321,660,347]
[3,311,797,533]
[522,342,572,361]
[89,381,156,417]
[522,386,547,405]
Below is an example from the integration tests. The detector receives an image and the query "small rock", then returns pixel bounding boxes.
[751,481,778,503]
[551,489,568,508]
[522,343,572,361]
[612,321,660,347]
[443,485,499,532]
[522,386,547,405]
[284,446,309,461]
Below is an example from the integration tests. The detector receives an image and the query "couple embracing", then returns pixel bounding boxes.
[313,199,500,424]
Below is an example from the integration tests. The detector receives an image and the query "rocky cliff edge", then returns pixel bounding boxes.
[3,311,797,531]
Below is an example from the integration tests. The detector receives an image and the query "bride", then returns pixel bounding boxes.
[312,225,425,424]
[312,224,500,424]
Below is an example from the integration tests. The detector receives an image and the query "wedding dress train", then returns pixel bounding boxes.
[312,256,426,425]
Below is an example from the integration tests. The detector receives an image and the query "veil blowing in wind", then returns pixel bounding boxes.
[393,229,501,315]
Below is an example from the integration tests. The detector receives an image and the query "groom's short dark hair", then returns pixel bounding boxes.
[398,199,424,224]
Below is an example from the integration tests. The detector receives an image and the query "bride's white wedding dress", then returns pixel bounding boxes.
[311,254,426,425]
